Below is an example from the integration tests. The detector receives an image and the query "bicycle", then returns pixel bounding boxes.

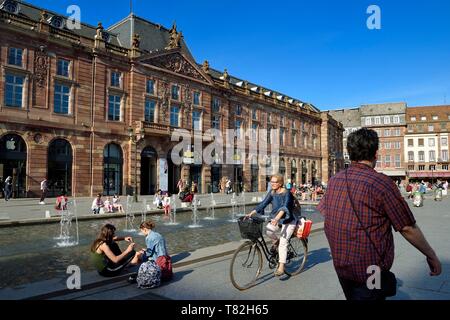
[229,216,308,290]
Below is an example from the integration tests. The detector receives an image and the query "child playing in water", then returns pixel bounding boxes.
[162,194,171,216]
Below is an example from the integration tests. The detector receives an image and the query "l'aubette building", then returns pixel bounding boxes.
[0,0,343,198]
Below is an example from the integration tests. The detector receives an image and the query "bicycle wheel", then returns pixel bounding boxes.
[284,237,308,276]
[229,241,263,290]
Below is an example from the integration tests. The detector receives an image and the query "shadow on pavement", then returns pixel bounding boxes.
[171,252,191,264]
[303,247,332,271]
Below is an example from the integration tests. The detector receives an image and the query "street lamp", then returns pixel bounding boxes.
[128,126,145,202]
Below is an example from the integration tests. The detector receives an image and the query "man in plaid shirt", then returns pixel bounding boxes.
[318,128,441,300]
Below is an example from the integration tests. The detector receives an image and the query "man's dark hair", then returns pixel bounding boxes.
[347,128,379,161]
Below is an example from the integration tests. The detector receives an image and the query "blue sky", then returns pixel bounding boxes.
[25,0,450,110]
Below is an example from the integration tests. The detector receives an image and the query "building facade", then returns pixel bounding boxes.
[405,105,450,181]
[0,1,343,198]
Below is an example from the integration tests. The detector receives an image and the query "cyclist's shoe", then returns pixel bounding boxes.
[274,269,285,277]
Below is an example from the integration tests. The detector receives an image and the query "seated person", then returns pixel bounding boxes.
[90,223,142,277]
[91,193,105,214]
[153,189,164,209]
[179,186,193,203]
[139,220,168,261]
[55,191,68,212]
[112,194,124,213]
[104,196,114,213]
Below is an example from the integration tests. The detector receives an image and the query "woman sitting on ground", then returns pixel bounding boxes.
[179,186,194,203]
[140,221,168,261]
[90,223,142,277]
[112,194,124,213]
[246,173,297,277]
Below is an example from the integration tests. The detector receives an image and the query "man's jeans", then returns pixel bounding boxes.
[338,276,387,301]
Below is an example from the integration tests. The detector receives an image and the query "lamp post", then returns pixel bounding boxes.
[128,126,145,202]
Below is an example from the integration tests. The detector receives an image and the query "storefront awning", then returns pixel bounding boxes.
[409,171,450,178]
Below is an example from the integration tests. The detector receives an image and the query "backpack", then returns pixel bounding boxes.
[156,255,173,281]
[136,260,161,289]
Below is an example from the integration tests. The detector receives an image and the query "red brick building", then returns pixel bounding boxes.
[0,1,343,197]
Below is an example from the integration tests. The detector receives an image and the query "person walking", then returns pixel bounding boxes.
[39,177,49,204]
[4,176,12,201]
[318,128,441,300]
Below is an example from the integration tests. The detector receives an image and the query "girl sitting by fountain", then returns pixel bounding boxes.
[90,223,142,277]
[162,194,171,216]
[112,194,125,213]
[104,196,114,213]
[139,220,172,281]
[54,191,68,212]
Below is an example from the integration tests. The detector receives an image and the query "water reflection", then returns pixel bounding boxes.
[0,206,322,288]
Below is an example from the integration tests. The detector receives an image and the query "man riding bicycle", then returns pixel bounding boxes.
[246,174,298,276]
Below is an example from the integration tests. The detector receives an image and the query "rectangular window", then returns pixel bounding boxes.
[429,165,436,171]
[441,122,447,130]
[384,116,390,124]
[442,137,448,147]
[235,120,242,139]
[419,151,425,162]
[211,115,220,129]
[421,116,427,121]
[291,132,296,147]
[365,117,372,126]
[252,123,258,141]
[235,104,242,115]
[408,151,414,162]
[108,94,121,121]
[4,74,24,108]
[144,99,156,123]
[384,155,391,167]
[212,97,220,112]
[410,116,416,121]
[171,85,179,100]
[384,142,390,149]
[8,47,23,66]
[146,79,155,94]
[57,59,70,77]
[384,129,390,136]
[394,141,401,149]
[292,120,296,129]
[376,160,382,168]
[252,109,257,120]
[111,71,121,87]
[394,128,401,136]
[442,164,449,170]
[193,91,200,105]
[428,124,434,132]
[374,117,381,125]
[395,154,401,167]
[429,151,436,162]
[417,124,424,132]
[170,106,180,127]
[418,139,424,147]
[393,115,400,124]
[280,128,284,145]
[418,165,425,171]
[408,165,415,170]
[407,125,413,133]
[428,138,435,147]
[442,150,448,162]
[408,139,414,147]
[192,111,201,130]
[432,115,438,120]
[54,83,70,114]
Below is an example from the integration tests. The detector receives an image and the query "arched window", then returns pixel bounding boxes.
[103,143,123,195]
[48,139,72,196]
[0,133,27,197]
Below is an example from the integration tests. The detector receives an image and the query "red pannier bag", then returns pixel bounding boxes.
[295,219,313,239]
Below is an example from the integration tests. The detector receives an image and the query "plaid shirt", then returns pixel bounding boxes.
[318,162,416,283]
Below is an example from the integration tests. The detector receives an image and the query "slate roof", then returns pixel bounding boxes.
[107,14,195,61]
[328,108,361,128]
[1,0,121,45]
[360,102,407,116]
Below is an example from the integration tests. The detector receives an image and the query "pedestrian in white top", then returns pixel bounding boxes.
[39,177,48,204]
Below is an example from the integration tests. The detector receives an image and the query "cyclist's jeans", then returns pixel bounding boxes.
[266,222,296,264]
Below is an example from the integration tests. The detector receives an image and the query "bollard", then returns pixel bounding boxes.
[45,210,51,218]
